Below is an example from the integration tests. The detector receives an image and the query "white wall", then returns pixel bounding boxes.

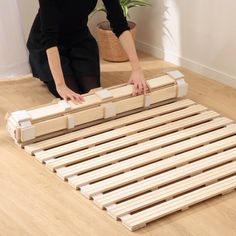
[131,0,236,88]
[18,0,236,88]
[18,0,39,39]
[0,0,31,79]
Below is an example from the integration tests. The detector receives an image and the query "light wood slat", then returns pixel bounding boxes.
[31,83,179,139]
[103,83,127,90]
[107,162,236,219]
[35,106,104,137]
[19,98,175,147]
[58,130,236,181]
[35,115,70,137]
[10,75,180,143]
[114,86,177,115]
[25,76,141,121]
[121,176,236,231]
[91,146,236,203]
[45,117,233,171]
[67,136,236,187]
[106,75,174,100]
[28,103,65,121]
[81,148,236,197]
[25,99,195,154]
[146,75,176,90]
[35,104,207,161]
[35,86,177,136]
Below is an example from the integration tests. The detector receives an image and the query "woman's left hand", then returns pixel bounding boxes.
[128,69,150,96]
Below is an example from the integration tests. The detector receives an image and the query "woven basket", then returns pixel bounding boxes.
[96,21,136,62]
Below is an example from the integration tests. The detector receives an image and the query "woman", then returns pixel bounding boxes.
[27,0,149,104]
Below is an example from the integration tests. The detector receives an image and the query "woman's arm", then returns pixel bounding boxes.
[102,0,150,96]
[119,31,150,96]
[46,47,84,103]
[39,0,84,103]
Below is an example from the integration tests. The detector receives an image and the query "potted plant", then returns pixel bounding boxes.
[91,0,151,62]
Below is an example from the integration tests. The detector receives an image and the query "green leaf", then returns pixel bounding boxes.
[91,0,151,19]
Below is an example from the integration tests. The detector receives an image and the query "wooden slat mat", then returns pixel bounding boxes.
[22,98,236,231]
[7,71,187,143]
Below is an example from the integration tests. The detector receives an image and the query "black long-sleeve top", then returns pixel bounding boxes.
[30,0,130,50]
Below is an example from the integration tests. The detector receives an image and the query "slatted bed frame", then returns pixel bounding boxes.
[6,71,236,231]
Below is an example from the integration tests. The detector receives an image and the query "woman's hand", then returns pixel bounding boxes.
[56,83,85,104]
[128,69,150,96]
[118,32,150,96]
[46,47,84,104]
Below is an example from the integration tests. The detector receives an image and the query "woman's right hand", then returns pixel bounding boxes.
[56,83,85,104]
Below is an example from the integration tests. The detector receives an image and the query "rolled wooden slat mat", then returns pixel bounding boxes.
[5,70,188,144]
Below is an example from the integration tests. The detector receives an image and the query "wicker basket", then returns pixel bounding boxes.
[96,21,136,62]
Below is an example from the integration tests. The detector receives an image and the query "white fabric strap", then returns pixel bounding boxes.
[167,70,184,80]
[176,79,189,97]
[21,126,36,142]
[58,100,71,111]
[102,103,116,118]
[144,95,152,107]
[167,70,188,97]
[11,110,31,124]
[95,89,113,100]
[20,120,36,141]
[67,115,77,129]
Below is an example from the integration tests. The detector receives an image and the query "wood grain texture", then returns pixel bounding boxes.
[7,74,183,143]
[6,96,236,231]
[0,52,236,236]
[25,99,195,155]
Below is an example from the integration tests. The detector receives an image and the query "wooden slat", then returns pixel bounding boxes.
[58,130,236,181]
[28,103,65,121]
[120,176,236,231]
[106,162,236,219]
[108,75,173,103]
[80,147,236,199]
[8,74,182,143]
[33,86,178,139]
[67,136,236,188]
[91,146,236,203]
[19,99,178,147]
[106,75,174,100]
[25,99,195,154]
[35,106,103,137]
[45,117,233,171]
[35,104,207,161]
[7,83,236,233]
[114,86,177,114]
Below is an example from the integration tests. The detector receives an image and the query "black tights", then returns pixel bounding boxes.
[45,75,100,98]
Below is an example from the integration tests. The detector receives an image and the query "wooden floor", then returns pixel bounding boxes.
[0,52,236,236]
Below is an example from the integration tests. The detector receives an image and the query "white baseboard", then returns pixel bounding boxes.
[0,60,31,80]
[136,40,236,89]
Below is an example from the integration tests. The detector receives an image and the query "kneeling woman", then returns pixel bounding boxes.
[27,0,149,104]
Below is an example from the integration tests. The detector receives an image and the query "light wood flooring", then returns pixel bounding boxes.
[0,52,235,236]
